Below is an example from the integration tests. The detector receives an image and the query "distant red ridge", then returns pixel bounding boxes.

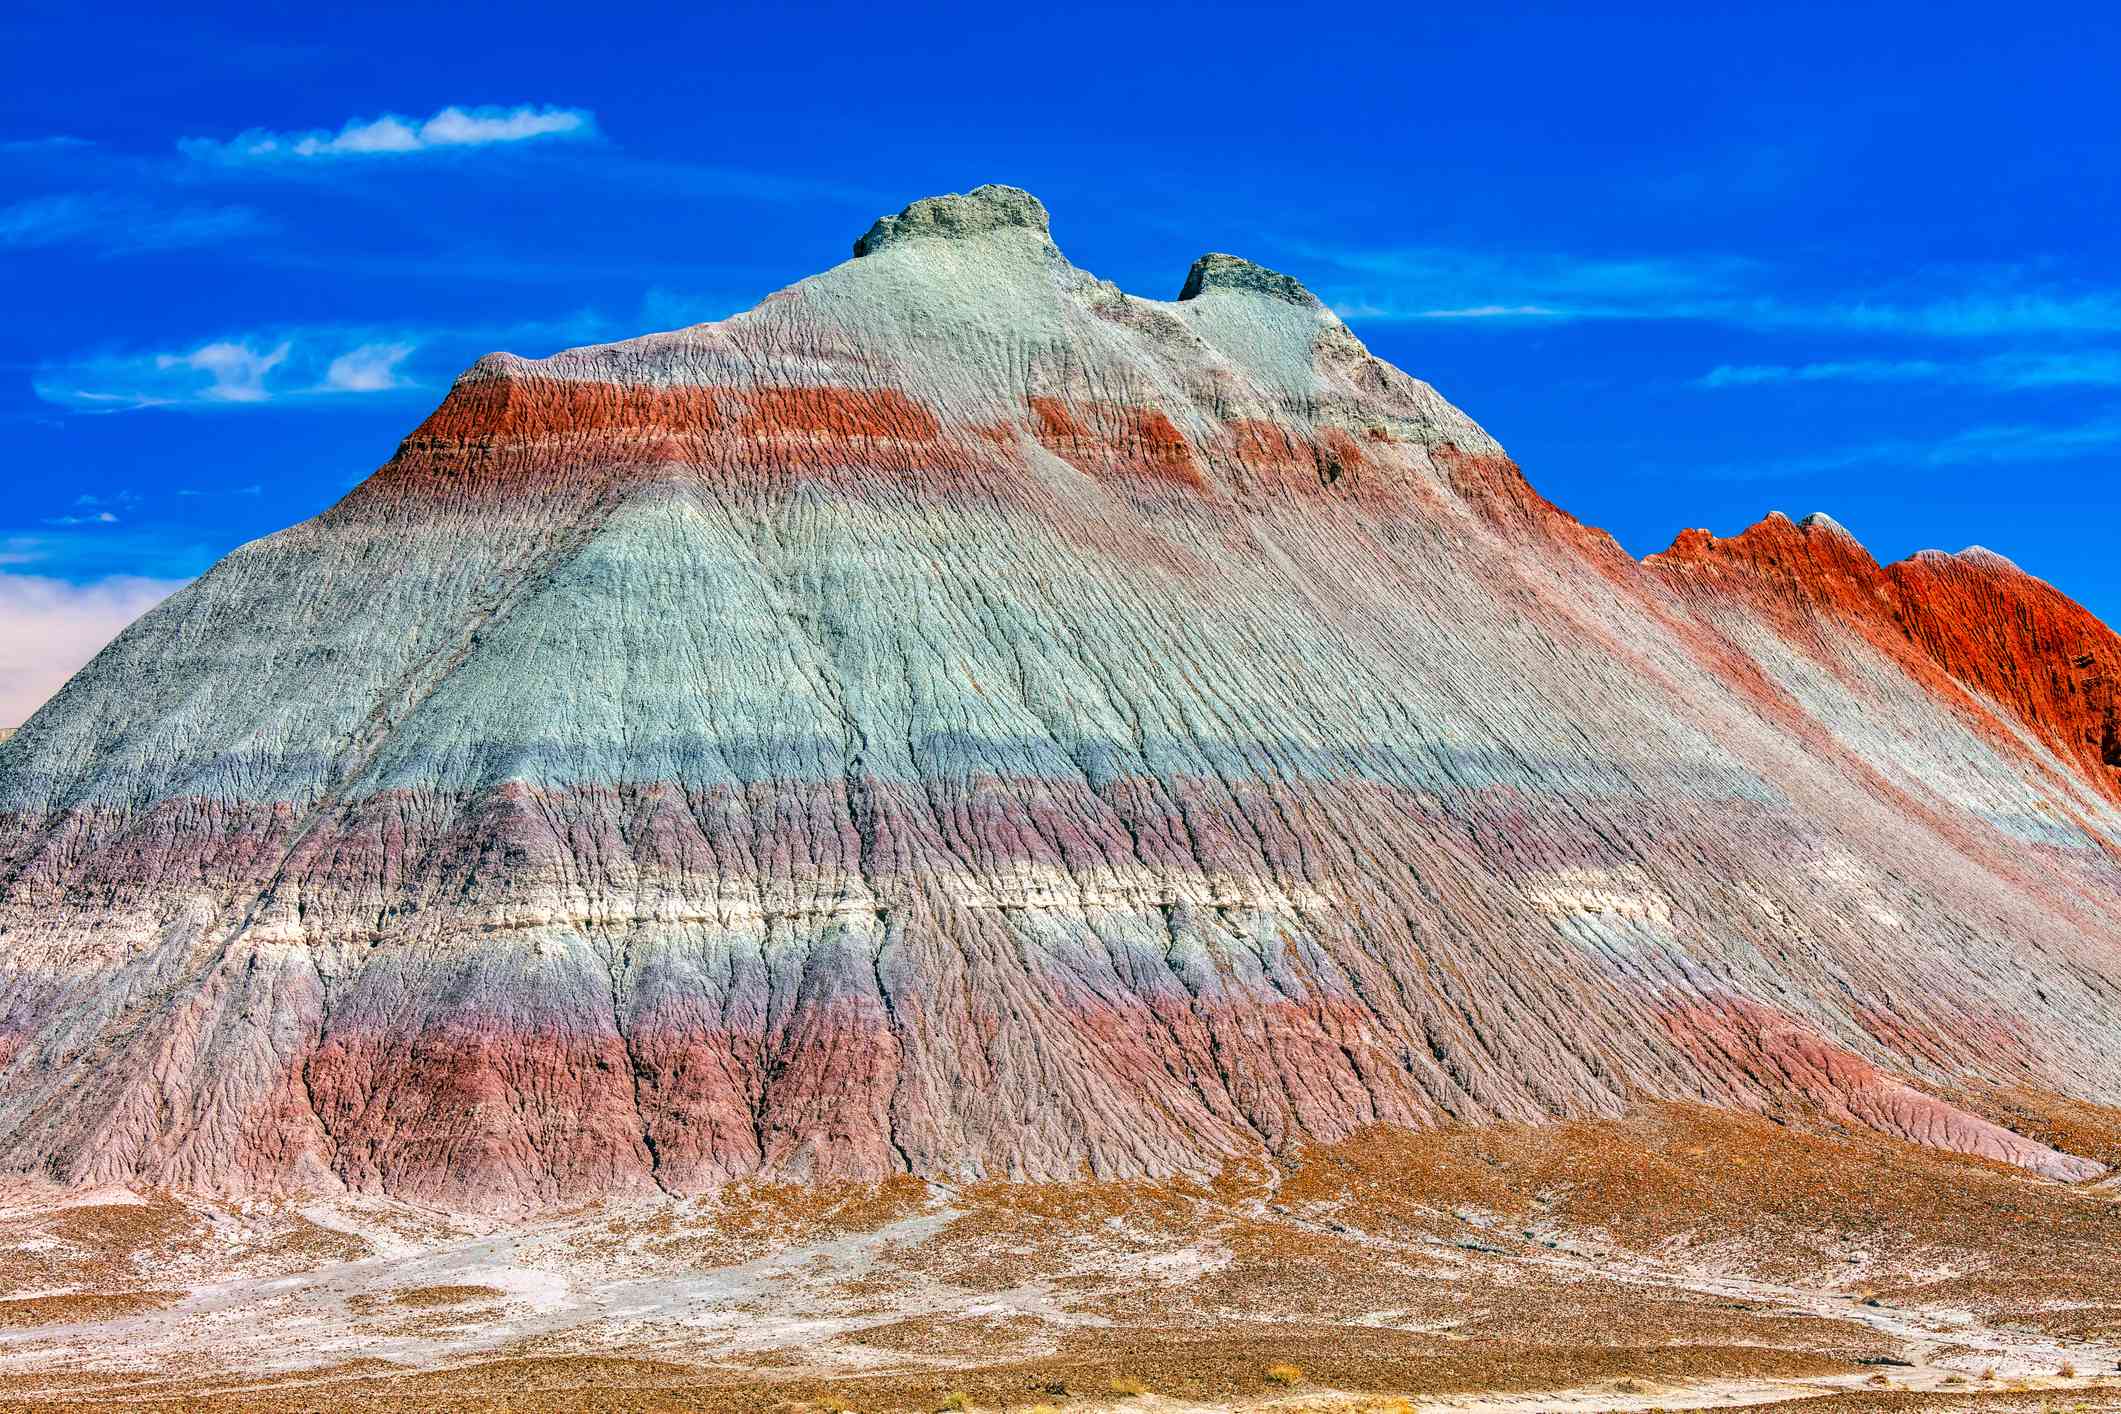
[1651,514,2121,808]
[1889,548,2121,796]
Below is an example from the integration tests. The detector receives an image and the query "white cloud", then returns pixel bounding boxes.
[155,340,290,403]
[1698,351,2121,390]
[0,574,187,727]
[37,332,427,410]
[1306,241,2121,339]
[1410,304,1564,321]
[33,312,654,413]
[182,104,594,163]
[1310,244,1751,325]
[34,305,673,416]
[1698,360,1948,387]
[418,107,585,147]
[322,342,415,392]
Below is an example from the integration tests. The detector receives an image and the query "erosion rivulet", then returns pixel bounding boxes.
[3,186,2119,1211]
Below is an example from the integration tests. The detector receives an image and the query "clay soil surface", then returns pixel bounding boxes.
[1,1104,2117,1412]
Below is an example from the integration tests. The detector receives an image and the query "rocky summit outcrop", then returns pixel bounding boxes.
[3,186,2119,1209]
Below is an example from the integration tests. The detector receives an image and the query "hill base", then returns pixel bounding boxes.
[1,1103,2117,1412]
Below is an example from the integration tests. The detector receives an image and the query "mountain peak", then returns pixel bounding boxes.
[1177,251,1320,306]
[4,186,2119,1211]
[1955,544,2024,573]
[851,183,1053,258]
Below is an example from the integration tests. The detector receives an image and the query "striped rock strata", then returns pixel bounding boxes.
[3,186,2119,1209]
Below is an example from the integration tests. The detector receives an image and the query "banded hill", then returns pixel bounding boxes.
[2,187,2117,1209]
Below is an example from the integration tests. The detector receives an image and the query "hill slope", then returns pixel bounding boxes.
[2,187,2117,1208]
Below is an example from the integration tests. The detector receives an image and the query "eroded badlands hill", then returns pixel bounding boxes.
[2,186,2119,1209]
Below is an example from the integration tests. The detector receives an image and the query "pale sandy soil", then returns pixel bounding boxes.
[0,1105,2116,1411]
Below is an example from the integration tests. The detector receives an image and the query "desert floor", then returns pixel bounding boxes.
[2,1103,2118,1412]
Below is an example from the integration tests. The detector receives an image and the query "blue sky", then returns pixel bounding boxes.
[4,1,2119,719]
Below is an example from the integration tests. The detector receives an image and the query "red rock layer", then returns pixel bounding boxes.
[1650,514,2121,811]
[1890,549,2121,800]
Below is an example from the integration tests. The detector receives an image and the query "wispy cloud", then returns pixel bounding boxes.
[1340,302,1566,322]
[40,492,140,527]
[320,341,415,392]
[181,104,595,164]
[159,340,290,403]
[33,305,665,414]
[1310,244,1748,324]
[42,492,124,526]
[1699,359,1948,387]
[1307,240,2121,340]
[0,574,187,726]
[1705,414,2121,480]
[1920,417,2121,464]
[1828,292,2121,339]
[1699,350,2121,389]
[36,331,421,410]
[0,192,268,253]
[0,525,215,582]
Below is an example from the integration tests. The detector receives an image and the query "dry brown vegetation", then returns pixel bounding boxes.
[0,1290,180,1327]
[0,1103,2115,1410]
[390,1284,505,1309]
